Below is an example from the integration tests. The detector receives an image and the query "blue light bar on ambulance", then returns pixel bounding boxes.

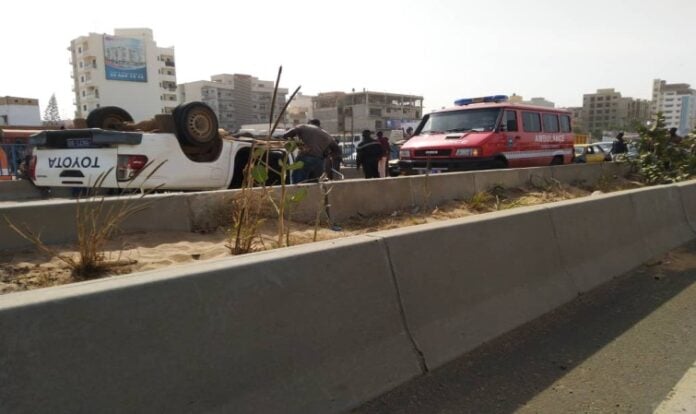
[454,95,509,106]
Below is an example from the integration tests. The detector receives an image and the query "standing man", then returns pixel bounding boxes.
[376,131,391,177]
[356,130,384,179]
[282,119,334,183]
[611,131,628,160]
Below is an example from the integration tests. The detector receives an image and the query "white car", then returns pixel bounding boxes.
[29,102,291,191]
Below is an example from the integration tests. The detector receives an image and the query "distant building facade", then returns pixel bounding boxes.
[509,94,555,108]
[286,93,314,127]
[652,79,696,135]
[178,74,288,132]
[564,106,584,133]
[581,88,650,135]
[0,96,41,126]
[312,90,423,134]
[69,28,177,121]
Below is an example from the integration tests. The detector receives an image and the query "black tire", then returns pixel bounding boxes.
[86,107,133,130]
[174,102,219,147]
[491,157,507,169]
[550,155,564,166]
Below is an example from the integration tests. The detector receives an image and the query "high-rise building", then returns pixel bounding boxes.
[178,74,287,132]
[651,79,696,135]
[69,28,177,121]
[312,90,423,134]
[0,96,41,126]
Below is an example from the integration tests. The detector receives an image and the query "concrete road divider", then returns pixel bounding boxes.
[677,181,696,232]
[373,206,577,370]
[551,163,604,186]
[0,194,191,251]
[0,236,423,413]
[549,192,652,293]
[630,185,695,257]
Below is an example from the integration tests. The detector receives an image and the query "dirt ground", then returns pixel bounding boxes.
[0,176,644,295]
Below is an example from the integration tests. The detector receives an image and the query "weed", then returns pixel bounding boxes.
[5,161,165,279]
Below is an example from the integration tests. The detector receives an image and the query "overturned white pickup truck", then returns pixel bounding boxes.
[29,102,290,191]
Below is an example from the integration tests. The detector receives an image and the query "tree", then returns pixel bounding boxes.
[43,94,61,125]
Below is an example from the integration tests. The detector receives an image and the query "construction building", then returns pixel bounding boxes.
[69,28,177,121]
[312,90,423,134]
[178,74,287,132]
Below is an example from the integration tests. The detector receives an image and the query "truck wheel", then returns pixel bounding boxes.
[86,107,133,130]
[174,102,219,147]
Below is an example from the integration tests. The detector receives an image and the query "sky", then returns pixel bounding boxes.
[3,0,696,119]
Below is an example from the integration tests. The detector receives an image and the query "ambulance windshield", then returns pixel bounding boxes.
[420,108,501,135]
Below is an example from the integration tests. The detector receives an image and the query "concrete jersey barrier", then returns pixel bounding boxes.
[372,205,577,370]
[0,236,423,413]
[1,177,694,412]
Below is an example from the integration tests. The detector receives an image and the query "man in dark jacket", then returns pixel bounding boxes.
[611,132,628,160]
[283,119,333,183]
[356,130,384,179]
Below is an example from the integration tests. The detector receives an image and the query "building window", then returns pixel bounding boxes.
[79,61,83,68]
[80,76,84,83]
[83,105,87,111]
[82,91,85,97]
[78,47,82,53]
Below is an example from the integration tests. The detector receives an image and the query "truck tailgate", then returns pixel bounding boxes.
[30,129,139,188]
[34,147,119,188]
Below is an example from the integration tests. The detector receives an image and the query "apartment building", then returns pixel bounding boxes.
[581,88,650,134]
[651,79,696,135]
[312,90,423,134]
[178,74,288,132]
[0,96,41,126]
[69,28,177,121]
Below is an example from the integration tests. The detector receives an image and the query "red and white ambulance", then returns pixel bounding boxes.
[398,95,574,173]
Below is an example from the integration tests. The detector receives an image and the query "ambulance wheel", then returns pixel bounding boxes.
[550,155,564,166]
[86,107,133,130]
[491,158,507,169]
[174,102,219,147]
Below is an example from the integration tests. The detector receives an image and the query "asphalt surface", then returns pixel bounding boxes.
[354,241,696,414]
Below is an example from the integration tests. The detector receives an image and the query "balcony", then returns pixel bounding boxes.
[164,60,176,67]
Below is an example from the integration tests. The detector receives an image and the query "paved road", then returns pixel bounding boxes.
[355,241,696,414]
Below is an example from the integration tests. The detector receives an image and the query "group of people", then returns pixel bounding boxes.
[282,119,414,182]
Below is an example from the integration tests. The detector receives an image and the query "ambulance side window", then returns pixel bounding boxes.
[503,110,518,132]
[560,115,572,132]
[522,111,542,132]
[542,113,560,132]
